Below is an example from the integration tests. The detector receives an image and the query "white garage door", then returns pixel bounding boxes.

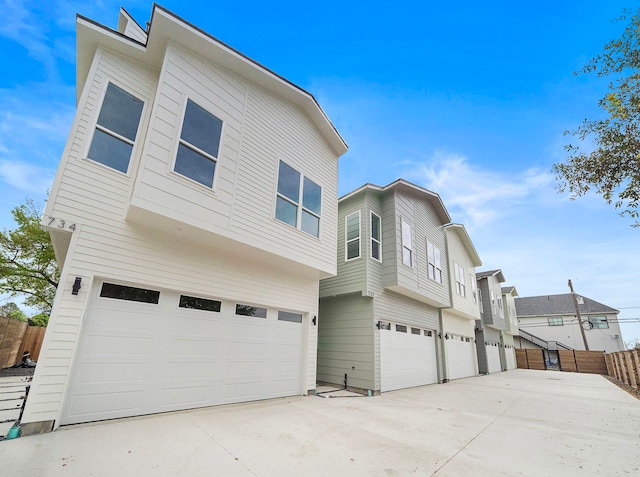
[445,335,476,380]
[380,323,437,392]
[62,282,305,425]
[505,346,516,370]
[486,343,502,373]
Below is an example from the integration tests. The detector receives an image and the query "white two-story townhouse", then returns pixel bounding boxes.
[501,286,519,370]
[475,269,506,374]
[21,6,347,433]
[317,180,456,394]
[441,224,482,381]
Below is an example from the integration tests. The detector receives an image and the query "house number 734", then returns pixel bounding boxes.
[48,216,76,231]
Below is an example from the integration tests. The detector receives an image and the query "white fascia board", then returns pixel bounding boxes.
[444,223,482,267]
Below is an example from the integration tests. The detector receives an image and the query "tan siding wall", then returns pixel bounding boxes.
[442,311,475,336]
[317,295,374,390]
[445,229,480,320]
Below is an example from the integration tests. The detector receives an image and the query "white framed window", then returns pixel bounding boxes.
[401,219,413,267]
[454,263,466,296]
[548,317,563,326]
[174,99,223,188]
[275,161,321,237]
[470,272,478,304]
[589,316,609,329]
[478,288,483,310]
[370,212,382,261]
[427,240,442,283]
[345,211,361,260]
[497,297,503,317]
[87,82,144,174]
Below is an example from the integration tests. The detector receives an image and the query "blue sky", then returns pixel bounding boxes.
[1,1,639,345]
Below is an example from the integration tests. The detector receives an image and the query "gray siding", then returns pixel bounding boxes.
[317,294,375,390]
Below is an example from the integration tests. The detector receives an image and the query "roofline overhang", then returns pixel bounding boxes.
[339,179,452,224]
[76,4,347,156]
[443,223,482,266]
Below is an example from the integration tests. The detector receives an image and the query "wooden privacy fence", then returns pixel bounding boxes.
[606,349,640,390]
[515,349,546,370]
[516,348,607,374]
[0,316,46,368]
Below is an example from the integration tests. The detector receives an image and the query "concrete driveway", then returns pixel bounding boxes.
[1,369,638,476]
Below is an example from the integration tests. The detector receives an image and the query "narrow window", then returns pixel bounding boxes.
[470,272,478,304]
[427,241,442,283]
[100,283,159,304]
[88,83,144,173]
[235,304,267,318]
[454,263,466,296]
[401,219,412,267]
[345,212,361,260]
[179,295,221,312]
[275,161,321,237]
[278,311,303,323]
[411,327,421,335]
[396,324,407,333]
[370,212,382,261]
[174,99,223,188]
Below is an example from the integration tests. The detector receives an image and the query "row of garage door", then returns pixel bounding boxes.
[379,322,477,391]
[62,282,306,425]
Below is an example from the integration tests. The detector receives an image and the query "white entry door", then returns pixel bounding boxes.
[380,323,437,392]
[445,335,476,380]
[62,282,305,425]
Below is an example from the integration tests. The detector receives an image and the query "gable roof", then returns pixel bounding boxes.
[501,286,518,296]
[476,269,505,282]
[75,4,347,156]
[444,223,482,266]
[515,293,619,317]
[339,179,451,224]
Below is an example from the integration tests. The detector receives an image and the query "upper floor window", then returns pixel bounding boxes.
[497,297,503,317]
[454,263,465,296]
[427,240,442,283]
[589,316,609,329]
[370,212,381,261]
[401,219,413,267]
[470,273,478,304]
[275,161,321,237]
[88,82,144,173]
[548,317,563,326]
[174,99,223,188]
[345,211,361,260]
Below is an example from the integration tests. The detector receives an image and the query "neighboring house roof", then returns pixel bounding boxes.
[476,269,505,282]
[75,4,347,156]
[515,293,619,317]
[339,179,451,224]
[501,286,518,296]
[444,223,482,267]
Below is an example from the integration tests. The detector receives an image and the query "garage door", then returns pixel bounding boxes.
[486,342,502,373]
[61,282,305,424]
[380,322,437,392]
[505,346,516,370]
[445,335,476,380]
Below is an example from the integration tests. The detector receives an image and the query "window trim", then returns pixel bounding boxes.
[401,218,413,267]
[470,272,478,304]
[274,160,322,238]
[370,211,382,261]
[171,97,224,190]
[454,262,466,297]
[427,240,442,284]
[85,81,145,175]
[345,211,361,261]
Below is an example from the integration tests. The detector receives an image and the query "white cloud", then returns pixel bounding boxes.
[402,151,555,227]
[0,160,55,193]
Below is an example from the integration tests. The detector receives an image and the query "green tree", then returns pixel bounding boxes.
[554,9,640,224]
[0,302,28,321]
[29,312,49,327]
[0,200,59,313]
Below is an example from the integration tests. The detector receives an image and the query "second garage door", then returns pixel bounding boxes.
[61,282,305,425]
[445,335,476,380]
[380,322,437,392]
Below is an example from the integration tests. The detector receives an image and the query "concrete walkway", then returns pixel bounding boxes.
[1,370,638,476]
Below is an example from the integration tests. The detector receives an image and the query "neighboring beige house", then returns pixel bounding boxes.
[317,180,482,394]
[515,294,625,354]
[21,6,346,432]
[501,286,519,370]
